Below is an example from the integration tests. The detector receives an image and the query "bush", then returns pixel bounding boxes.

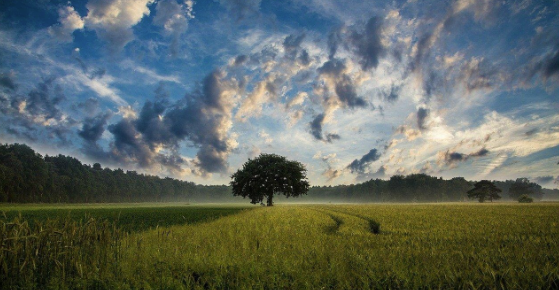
[518,194,534,203]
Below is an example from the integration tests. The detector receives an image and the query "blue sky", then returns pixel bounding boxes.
[0,0,558,187]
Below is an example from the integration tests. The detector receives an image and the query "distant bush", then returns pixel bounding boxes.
[518,194,534,203]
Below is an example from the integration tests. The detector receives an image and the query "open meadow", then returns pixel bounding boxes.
[2,203,559,289]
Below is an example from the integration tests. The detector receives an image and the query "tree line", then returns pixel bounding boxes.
[0,143,235,203]
[0,143,556,203]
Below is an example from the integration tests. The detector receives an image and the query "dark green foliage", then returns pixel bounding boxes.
[509,178,543,201]
[467,180,502,202]
[305,174,472,203]
[518,194,534,203]
[0,143,239,203]
[1,206,248,232]
[231,153,310,206]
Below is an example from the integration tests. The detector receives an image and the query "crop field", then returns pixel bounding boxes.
[2,203,559,289]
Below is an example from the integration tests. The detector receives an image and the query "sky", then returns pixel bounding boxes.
[0,0,558,188]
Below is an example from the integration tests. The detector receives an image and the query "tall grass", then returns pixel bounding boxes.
[0,215,123,289]
[2,203,559,289]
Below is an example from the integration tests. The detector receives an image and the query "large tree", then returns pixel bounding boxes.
[230,153,310,206]
[467,180,502,203]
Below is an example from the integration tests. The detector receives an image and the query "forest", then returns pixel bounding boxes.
[0,143,556,203]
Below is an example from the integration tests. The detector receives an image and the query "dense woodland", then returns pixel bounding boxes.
[0,143,557,203]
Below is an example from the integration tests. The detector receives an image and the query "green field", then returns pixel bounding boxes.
[2,203,559,289]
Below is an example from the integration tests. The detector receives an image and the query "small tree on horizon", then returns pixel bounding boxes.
[467,180,502,203]
[230,153,310,206]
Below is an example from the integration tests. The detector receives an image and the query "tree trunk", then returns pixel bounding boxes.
[267,192,274,206]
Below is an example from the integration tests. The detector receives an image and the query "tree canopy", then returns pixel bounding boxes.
[230,153,310,206]
[467,180,502,202]
[509,178,543,201]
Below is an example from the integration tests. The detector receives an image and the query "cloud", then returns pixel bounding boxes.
[286,92,308,109]
[310,114,326,140]
[314,151,341,181]
[417,107,429,130]
[457,57,497,94]
[532,175,554,185]
[48,6,85,42]
[309,113,340,143]
[327,26,344,59]
[78,69,238,175]
[283,33,306,60]
[78,112,112,143]
[153,0,194,56]
[219,0,261,21]
[382,84,400,103]
[233,55,248,66]
[396,125,421,141]
[76,98,100,117]
[542,46,559,80]
[19,77,65,121]
[470,148,489,157]
[317,59,367,109]
[347,148,381,174]
[236,74,280,121]
[323,168,341,181]
[108,118,154,167]
[439,147,490,166]
[349,16,384,71]
[0,72,17,90]
[85,0,155,52]
[0,78,75,144]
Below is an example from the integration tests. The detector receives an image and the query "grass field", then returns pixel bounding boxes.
[2,203,559,289]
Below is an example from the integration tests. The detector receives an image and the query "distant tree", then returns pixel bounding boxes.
[518,194,533,203]
[509,178,543,201]
[230,153,310,206]
[467,180,502,202]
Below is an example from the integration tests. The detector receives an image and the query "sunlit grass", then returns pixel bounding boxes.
[2,203,558,289]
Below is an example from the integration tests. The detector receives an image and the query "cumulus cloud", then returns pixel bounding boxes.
[236,74,281,121]
[85,0,155,52]
[347,148,381,174]
[153,0,194,56]
[84,69,239,175]
[0,78,75,144]
[78,112,112,143]
[309,113,340,143]
[48,6,85,42]
[317,59,366,109]
[349,16,384,71]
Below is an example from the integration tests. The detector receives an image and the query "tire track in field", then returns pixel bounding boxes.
[311,208,344,234]
[323,208,381,234]
[312,208,380,235]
